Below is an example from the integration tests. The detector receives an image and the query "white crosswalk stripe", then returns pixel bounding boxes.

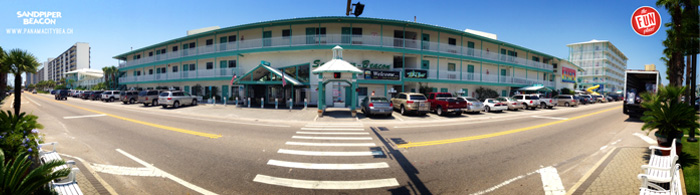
[255,122,397,190]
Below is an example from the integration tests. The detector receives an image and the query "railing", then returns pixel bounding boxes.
[119,34,555,72]
[119,68,239,83]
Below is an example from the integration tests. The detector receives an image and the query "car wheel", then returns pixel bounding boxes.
[109,97,114,102]
[192,99,197,106]
[130,99,135,104]
[436,106,443,116]
[565,102,570,107]
[540,103,546,109]
[152,100,158,106]
[485,106,490,112]
[174,101,180,108]
[455,112,462,116]
[162,104,168,108]
[400,106,406,115]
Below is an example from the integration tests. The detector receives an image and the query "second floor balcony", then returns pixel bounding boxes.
[119,34,554,72]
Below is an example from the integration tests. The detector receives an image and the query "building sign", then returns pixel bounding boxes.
[561,67,576,83]
[363,69,400,80]
[631,6,661,37]
[313,59,391,70]
[405,69,427,79]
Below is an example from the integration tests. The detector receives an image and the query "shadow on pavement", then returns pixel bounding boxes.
[370,127,432,195]
[624,117,644,123]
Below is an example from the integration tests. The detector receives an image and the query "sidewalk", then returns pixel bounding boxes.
[570,147,648,195]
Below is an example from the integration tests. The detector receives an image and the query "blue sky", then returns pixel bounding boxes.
[0,0,686,85]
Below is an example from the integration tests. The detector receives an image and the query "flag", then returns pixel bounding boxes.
[230,74,237,85]
[282,73,286,87]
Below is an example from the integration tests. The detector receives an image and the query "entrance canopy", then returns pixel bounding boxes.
[518,84,553,92]
[311,46,362,75]
[234,62,303,85]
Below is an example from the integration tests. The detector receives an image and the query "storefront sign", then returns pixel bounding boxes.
[562,67,576,83]
[405,69,427,79]
[363,69,400,80]
[313,59,391,70]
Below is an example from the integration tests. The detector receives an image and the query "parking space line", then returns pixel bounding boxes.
[253,174,399,189]
[296,131,369,135]
[292,136,373,140]
[267,159,389,170]
[277,149,383,156]
[285,142,376,147]
[391,113,405,121]
[63,114,107,119]
[300,127,365,131]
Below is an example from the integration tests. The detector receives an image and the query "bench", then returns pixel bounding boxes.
[641,139,679,183]
[38,142,83,195]
[638,164,682,195]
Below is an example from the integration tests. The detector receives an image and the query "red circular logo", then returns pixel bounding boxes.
[631,6,662,36]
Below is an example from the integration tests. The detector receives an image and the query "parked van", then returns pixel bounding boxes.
[556,94,579,107]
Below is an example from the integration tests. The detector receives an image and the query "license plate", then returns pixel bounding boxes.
[420,103,425,107]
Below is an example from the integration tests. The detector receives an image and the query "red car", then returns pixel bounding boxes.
[426,92,467,116]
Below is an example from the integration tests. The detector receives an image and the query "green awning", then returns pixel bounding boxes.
[234,63,303,85]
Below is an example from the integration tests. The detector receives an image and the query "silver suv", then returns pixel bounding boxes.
[512,94,540,110]
[158,91,197,108]
[138,90,162,107]
[101,90,120,102]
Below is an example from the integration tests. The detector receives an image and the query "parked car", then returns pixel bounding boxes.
[361,96,393,117]
[556,95,579,107]
[458,96,484,113]
[54,90,68,100]
[72,90,80,98]
[426,92,467,116]
[593,95,607,103]
[608,94,623,101]
[138,90,162,107]
[158,91,197,108]
[32,90,37,94]
[580,95,595,104]
[391,92,430,116]
[101,90,120,102]
[482,98,507,112]
[121,91,139,104]
[530,94,557,109]
[605,95,614,102]
[80,91,92,99]
[90,91,104,100]
[512,94,540,110]
[496,97,523,111]
[50,90,56,95]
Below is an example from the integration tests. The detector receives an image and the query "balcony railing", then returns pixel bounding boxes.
[119,34,554,72]
[119,68,238,83]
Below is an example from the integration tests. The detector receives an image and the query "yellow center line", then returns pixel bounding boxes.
[397,106,622,148]
[28,93,222,139]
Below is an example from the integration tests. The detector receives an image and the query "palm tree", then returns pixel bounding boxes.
[102,66,118,89]
[0,149,70,194]
[657,0,685,87]
[5,49,39,115]
[0,47,7,100]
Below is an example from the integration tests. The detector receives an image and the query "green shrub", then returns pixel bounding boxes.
[0,149,69,194]
[0,111,43,158]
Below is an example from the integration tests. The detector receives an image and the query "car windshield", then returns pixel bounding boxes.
[466,98,479,102]
[159,92,170,96]
[528,96,540,100]
[370,97,389,102]
[139,91,148,96]
[409,95,426,100]
[435,94,452,98]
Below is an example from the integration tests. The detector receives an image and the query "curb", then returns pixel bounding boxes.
[567,147,617,195]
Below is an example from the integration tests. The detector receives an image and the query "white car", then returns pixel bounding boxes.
[483,98,507,112]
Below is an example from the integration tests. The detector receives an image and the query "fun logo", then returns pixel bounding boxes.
[631,6,661,36]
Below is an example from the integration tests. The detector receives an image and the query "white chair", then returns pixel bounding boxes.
[638,164,682,195]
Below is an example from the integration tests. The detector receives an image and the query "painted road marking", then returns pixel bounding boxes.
[28,94,222,139]
[24,95,41,106]
[285,142,376,147]
[292,136,373,140]
[305,124,363,128]
[116,149,216,195]
[469,169,541,195]
[267,159,389,170]
[253,174,399,189]
[539,166,566,195]
[91,164,163,177]
[278,149,383,156]
[398,106,622,148]
[300,127,365,131]
[633,133,657,144]
[296,131,369,135]
[63,114,107,119]
[531,116,568,120]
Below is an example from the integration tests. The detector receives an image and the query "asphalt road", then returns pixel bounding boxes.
[13,93,647,195]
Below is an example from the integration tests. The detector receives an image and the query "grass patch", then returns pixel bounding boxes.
[681,137,699,195]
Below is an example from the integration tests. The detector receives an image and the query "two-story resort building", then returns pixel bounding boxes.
[114,17,579,106]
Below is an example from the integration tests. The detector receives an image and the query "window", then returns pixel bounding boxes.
[172,46,178,52]
[161,67,166,73]
[148,69,153,75]
[447,63,456,71]
[351,28,362,36]
[228,60,237,68]
[206,62,213,69]
[161,49,166,54]
[136,54,141,59]
[228,35,236,42]
[188,42,195,48]
[316,27,326,36]
[172,66,178,72]
[448,38,457,46]
[206,39,213,46]
[553,63,558,69]
[393,56,403,68]
[282,29,291,38]
[190,64,195,71]
[149,52,153,57]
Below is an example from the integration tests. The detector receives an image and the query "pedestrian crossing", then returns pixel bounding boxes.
[253,122,400,190]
